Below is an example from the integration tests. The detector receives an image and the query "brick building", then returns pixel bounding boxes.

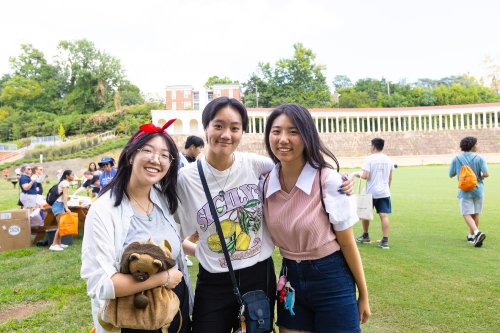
[165,84,241,111]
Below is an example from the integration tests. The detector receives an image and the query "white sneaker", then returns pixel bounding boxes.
[49,244,64,251]
[60,244,69,248]
[185,256,193,267]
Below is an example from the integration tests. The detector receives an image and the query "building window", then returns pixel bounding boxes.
[184,90,190,99]
[193,91,199,102]
[208,91,213,101]
[170,90,176,100]
[184,101,192,109]
[194,103,199,110]
[172,102,177,110]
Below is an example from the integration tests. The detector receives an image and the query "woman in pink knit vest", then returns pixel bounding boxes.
[263,103,371,333]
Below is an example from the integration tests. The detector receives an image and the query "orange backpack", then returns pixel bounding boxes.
[457,155,477,191]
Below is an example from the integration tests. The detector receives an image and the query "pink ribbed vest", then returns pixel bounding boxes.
[264,168,340,261]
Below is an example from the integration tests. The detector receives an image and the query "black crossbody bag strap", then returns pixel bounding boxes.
[197,160,244,306]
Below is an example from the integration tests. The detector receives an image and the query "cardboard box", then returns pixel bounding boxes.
[0,210,31,252]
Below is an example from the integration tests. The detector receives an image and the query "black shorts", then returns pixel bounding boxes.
[192,257,276,333]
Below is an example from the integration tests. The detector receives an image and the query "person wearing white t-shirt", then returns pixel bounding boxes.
[175,97,277,332]
[354,138,394,249]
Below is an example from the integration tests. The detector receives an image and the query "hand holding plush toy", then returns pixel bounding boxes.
[120,240,177,309]
[99,240,181,331]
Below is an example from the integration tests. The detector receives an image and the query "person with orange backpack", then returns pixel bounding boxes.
[449,136,489,247]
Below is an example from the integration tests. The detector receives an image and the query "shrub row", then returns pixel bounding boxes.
[0,137,129,169]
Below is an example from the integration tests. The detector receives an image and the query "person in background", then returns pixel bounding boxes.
[98,157,117,192]
[354,138,394,249]
[33,165,46,207]
[89,161,101,176]
[178,135,205,267]
[19,164,38,208]
[73,170,96,196]
[81,122,191,333]
[179,135,205,168]
[263,103,370,332]
[49,170,75,251]
[449,136,489,247]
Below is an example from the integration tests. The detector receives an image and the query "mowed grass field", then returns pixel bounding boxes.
[0,164,499,332]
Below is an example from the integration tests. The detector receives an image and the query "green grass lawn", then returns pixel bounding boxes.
[1,164,499,332]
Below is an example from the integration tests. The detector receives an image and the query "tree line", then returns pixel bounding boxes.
[1,40,499,142]
[240,43,500,108]
[0,40,158,142]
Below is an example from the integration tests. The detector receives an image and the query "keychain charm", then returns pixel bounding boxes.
[277,266,287,291]
[284,281,296,316]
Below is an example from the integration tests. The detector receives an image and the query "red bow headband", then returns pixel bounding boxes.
[132,119,176,142]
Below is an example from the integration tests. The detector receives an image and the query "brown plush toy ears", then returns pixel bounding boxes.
[129,253,164,269]
[153,259,163,269]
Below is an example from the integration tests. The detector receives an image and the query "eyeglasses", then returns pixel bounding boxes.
[137,148,174,164]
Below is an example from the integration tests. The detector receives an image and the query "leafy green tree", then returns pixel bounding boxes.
[118,82,144,106]
[243,43,332,108]
[333,75,353,90]
[241,73,271,107]
[8,44,66,114]
[56,39,125,114]
[58,124,66,140]
[336,88,374,108]
[204,75,238,88]
[0,75,42,110]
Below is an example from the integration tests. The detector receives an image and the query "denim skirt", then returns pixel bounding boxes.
[51,201,65,216]
[277,250,360,333]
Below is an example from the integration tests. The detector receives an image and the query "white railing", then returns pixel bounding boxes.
[152,103,500,135]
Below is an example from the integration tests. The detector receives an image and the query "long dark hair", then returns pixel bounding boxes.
[101,131,179,214]
[88,162,97,172]
[60,170,73,181]
[264,103,339,171]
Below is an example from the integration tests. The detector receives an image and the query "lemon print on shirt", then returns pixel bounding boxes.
[207,219,251,253]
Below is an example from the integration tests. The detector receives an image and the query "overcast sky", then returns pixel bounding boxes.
[1,0,499,98]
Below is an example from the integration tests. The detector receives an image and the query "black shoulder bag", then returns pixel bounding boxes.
[197,160,272,333]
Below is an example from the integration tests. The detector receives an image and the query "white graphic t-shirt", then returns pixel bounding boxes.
[362,153,394,199]
[175,152,275,273]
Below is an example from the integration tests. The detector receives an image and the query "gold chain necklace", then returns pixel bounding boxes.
[206,154,235,196]
[129,194,153,221]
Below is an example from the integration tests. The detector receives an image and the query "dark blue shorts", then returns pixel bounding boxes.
[277,251,360,333]
[373,197,391,214]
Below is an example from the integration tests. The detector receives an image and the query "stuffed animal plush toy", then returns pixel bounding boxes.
[121,241,176,309]
[98,240,181,331]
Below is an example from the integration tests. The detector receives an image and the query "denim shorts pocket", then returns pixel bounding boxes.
[310,252,347,278]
